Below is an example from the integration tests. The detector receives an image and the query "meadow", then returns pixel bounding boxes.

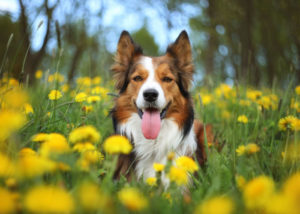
[0,70,300,214]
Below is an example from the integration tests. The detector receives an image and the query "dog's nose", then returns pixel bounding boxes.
[143,89,158,102]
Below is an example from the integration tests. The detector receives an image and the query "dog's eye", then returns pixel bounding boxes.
[133,76,143,82]
[162,77,173,82]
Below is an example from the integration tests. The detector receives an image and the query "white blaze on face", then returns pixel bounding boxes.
[136,56,166,110]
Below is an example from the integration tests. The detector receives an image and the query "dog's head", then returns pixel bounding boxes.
[112,30,194,140]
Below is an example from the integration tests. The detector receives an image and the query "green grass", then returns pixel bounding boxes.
[0,74,300,213]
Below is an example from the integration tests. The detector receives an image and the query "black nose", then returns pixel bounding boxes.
[143,89,158,102]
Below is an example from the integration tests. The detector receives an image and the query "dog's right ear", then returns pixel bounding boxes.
[111,31,143,93]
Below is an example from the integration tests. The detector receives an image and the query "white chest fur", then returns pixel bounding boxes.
[118,113,197,181]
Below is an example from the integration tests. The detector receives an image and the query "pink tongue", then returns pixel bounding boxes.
[141,110,161,139]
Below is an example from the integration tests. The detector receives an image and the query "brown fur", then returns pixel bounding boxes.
[193,121,215,165]
[113,153,136,180]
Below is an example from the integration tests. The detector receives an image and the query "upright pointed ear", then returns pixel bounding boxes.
[166,30,194,91]
[111,31,143,92]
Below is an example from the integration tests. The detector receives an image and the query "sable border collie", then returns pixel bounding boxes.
[111,30,214,183]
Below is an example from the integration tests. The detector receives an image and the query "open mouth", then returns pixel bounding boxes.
[135,102,171,140]
[137,102,171,120]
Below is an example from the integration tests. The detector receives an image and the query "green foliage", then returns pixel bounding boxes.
[0,14,26,78]
[132,27,159,56]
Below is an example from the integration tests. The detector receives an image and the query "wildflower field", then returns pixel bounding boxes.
[1,71,300,214]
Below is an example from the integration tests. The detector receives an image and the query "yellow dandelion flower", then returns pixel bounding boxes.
[194,196,234,214]
[72,142,96,152]
[5,177,17,188]
[246,89,262,101]
[39,133,70,157]
[167,152,175,160]
[153,163,165,172]
[215,84,234,99]
[31,133,49,142]
[290,99,300,113]
[246,143,260,154]
[146,177,157,186]
[75,92,87,102]
[295,85,300,95]
[278,115,297,131]
[24,103,34,114]
[236,175,246,190]
[243,175,275,209]
[103,135,132,154]
[0,153,15,177]
[0,110,26,141]
[0,188,17,213]
[44,133,67,143]
[91,86,108,98]
[56,162,71,171]
[270,94,278,102]
[77,182,107,211]
[291,118,300,131]
[82,150,104,164]
[2,88,28,109]
[236,145,246,156]
[175,156,199,173]
[282,172,300,211]
[87,95,101,103]
[239,99,251,106]
[118,187,148,211]
[237,143,260,156]
[17,155,56,178]
[257,96,272,110]
[24,185,74,214]
[61,84,69,93]
[265,193,295,214]
[69,125,101,144]
[48,73,64,83]
[8,78,19,87]
[48,90,62,100]
[77,77,92,87]
[237,115,248,124]
[92,76,102,85]
[202,94,212,105]
[19,147,36,157]
[35,70,43,79]
[82,105,93,113]
[168,166,188,186]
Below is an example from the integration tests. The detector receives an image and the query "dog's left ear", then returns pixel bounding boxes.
[166,30,194,91]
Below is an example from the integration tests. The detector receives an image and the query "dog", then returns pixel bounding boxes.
[110,30,215,183]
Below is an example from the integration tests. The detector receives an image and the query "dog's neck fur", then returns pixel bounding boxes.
[117,113,197,182]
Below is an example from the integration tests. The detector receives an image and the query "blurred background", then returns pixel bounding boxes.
[0,0,299,88]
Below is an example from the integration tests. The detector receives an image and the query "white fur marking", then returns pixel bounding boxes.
[118,113,197,185]
[136,56,166,110]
